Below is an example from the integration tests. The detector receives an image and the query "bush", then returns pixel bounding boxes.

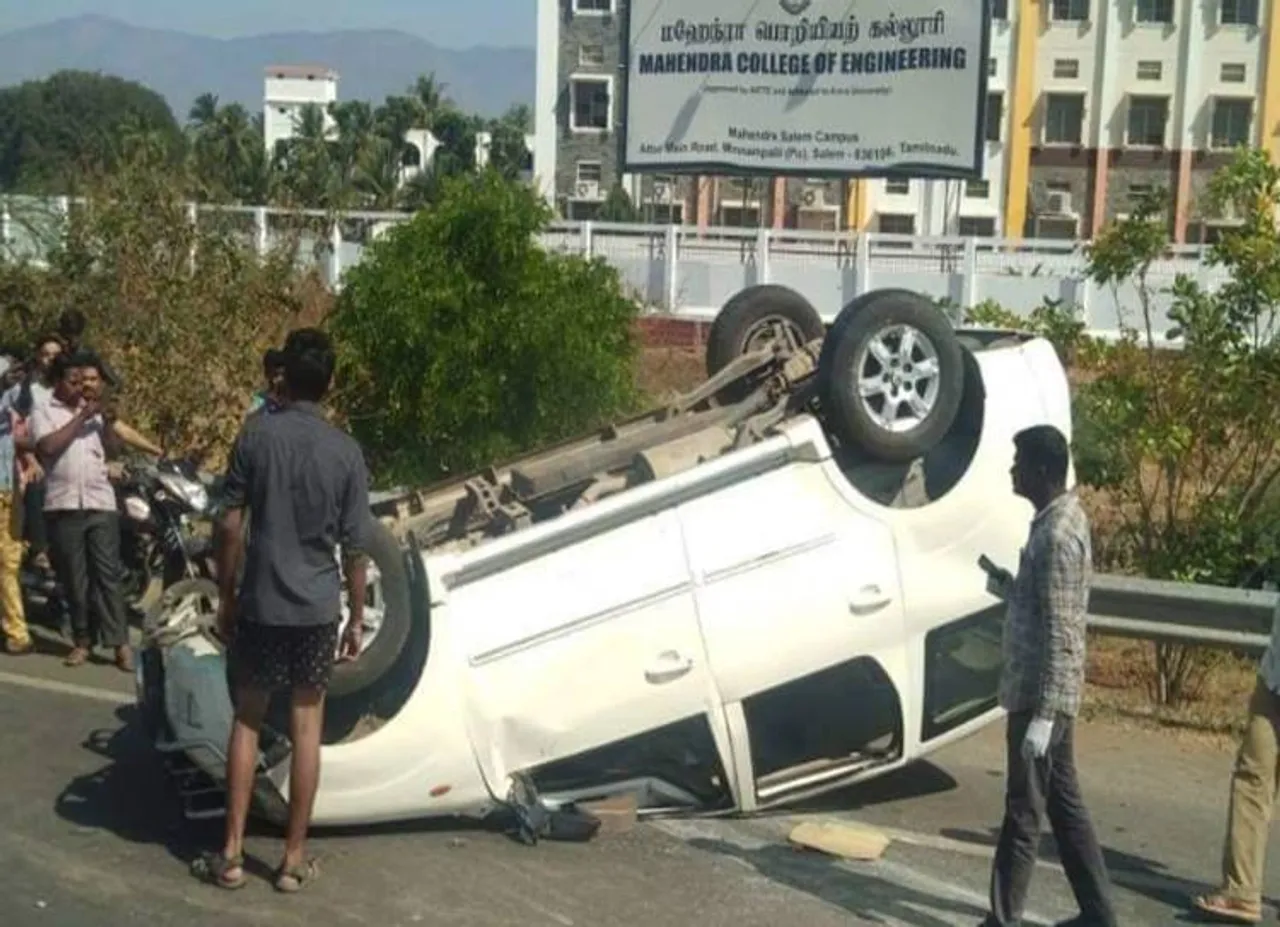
[327,169,641,487]
[0,149,322,469]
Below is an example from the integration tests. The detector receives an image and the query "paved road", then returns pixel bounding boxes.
[0,635,1269,926]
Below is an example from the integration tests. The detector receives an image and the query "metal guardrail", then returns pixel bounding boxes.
[1088,574,1277,656]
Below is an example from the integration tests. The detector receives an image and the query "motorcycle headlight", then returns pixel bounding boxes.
[158,472,210,514]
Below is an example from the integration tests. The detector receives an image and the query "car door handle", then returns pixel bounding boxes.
[849,584,893,614]
[645,650,694,684]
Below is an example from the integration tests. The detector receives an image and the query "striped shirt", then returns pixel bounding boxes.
[998,490,1092,720]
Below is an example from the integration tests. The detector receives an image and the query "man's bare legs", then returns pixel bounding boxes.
[221,685,271,881]
[282,685,326,872]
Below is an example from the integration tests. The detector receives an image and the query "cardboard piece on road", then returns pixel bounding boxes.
[787,819,891,861]
[579,793,638,836]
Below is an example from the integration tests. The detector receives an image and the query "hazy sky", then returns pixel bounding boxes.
[0,0,535,48]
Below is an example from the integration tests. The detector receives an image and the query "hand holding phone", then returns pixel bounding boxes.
[979,554,1014,599]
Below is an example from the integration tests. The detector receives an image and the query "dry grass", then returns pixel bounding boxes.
[1083,636,1254,746]
[631,342,1257,741]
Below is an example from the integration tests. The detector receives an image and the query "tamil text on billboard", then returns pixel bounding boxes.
[622,0,991,178]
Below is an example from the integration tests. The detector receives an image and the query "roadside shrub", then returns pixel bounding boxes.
[327,168,641,487]
[3,148,318,469]
[1079,149,1280,706]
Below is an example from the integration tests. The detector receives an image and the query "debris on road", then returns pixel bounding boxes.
[787,819,890,861]
[580,794,638,836]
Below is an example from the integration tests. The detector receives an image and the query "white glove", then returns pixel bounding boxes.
[1021,717,1053,761]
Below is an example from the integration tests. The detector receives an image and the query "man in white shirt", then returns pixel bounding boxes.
[30,352,132,671]
[1192,595,1280,924]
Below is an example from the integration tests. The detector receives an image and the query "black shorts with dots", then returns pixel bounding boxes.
[228,621,340,693]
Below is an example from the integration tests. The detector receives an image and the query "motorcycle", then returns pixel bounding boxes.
[19,457,216,626]
[117,457,218,615]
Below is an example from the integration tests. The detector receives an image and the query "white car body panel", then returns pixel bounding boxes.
[149,333,1072,828]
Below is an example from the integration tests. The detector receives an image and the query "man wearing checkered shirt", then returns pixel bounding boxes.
[980,424,1118,927]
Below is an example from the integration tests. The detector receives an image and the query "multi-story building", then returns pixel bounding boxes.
[534,0,1280,241]
[263,65,340,158]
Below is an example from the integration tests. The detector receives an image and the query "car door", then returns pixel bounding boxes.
[679,459,908,809]
[447,508,725,802]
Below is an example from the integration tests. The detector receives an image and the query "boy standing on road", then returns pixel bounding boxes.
[1191,599,1280,924]
[981,425,1118,927]
[192,327,370,893]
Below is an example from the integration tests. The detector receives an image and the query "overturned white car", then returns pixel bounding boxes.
[135,286,1073,829]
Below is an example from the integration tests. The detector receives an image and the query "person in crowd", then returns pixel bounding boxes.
[77,353,163,459]
[10,334,64,582]
[0,363,32,655]
[57,308,121,390]
[980,425,1118,927]
[246,347,286,419]
[1190,601,1280,922]
[191,327,369,893]
[30,352,133,671]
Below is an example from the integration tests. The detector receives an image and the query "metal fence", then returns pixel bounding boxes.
[1087,575,1275,656]
[1,194,1230,341]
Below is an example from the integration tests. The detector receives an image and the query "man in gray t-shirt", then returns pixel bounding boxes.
[191,328,370,894]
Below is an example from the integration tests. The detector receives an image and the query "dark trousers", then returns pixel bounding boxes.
[47,509,129,649]
[987,711,1117,927]
[23,479,47,556]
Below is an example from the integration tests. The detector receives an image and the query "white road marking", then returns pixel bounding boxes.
[0,669,132,705]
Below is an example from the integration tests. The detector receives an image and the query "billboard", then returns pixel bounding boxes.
[621,0,992,179]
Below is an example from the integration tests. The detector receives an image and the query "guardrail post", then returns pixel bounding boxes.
[187,202,198,274]
[0,199,9,261]
[666,225,679,312]
[961,237,978,308]
[855,232,870,295]
[581,220,594,259]
[328,221,342,291]
[758,227,771,283]
[254,207,268,258]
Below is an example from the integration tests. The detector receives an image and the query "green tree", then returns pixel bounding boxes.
[0,70,183,192]
[326,170,641,486]
[487,104,532,181]
[1077,147,1280,705]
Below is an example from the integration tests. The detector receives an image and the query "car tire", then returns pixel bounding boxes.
[706,284,825,377]
[326,517,412,699]
[817,289,965,463]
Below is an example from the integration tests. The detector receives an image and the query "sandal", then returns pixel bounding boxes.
[273,858,319,893]
[1191,891,1262,924]
[190,851,247,890]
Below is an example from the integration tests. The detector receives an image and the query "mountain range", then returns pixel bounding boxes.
[0,15,535,122]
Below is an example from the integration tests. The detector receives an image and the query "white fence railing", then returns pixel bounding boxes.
[1,195,1229,338]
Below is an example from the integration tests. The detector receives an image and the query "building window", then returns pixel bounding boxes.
[966,180,991,199]
[575,161,602,185]
[988,58,997,77]
[1050,0,1089,21]
[1052,59,1080,80]
[985,92,1004,142]
[992,0,1009,18]
[1135,0,1174,21]
[1126,96,1169,146]
[1136,61,1163,81]
[578,44,605,68]
[958,216,997,237]
[878,213,916,235]
[569,77,611,131]
[1212,98,1253,148]
[1221,62,1247,83]
[1046,179,1072,194]
[574,0,612,12]
[1221,0,1259,25]
[884,178,910,195]
[1044,94,1085,145]
[1126,183,1153,210]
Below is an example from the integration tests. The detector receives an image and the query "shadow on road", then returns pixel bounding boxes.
[687,836,984,927]
[938,825,1279,921]
[52,705,220,869]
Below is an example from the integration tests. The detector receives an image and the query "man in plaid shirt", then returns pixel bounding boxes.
[981,425,1117,927]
